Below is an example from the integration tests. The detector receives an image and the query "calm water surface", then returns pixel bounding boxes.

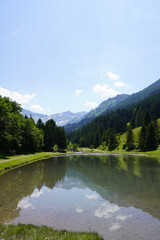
[0,154,160,240]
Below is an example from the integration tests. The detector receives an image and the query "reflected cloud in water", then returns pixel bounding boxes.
[95,203,120,218]
[31,188,43,198]
[75,207,83,213]
[18,199,34,209]
[116,214,132,221]
[86,193,98,200]
[109,222,122,231]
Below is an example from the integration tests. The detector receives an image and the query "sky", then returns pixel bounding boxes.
[1,0,160,114]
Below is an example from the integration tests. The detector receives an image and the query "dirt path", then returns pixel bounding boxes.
[0,154,40,164]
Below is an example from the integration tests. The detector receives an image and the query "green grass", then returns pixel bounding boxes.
[117,126,141,150]
[0,224,103,240]
[0,152,70,175]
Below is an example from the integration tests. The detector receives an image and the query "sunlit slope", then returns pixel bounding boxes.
[117,118,160,150]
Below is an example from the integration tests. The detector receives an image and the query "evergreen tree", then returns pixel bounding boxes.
[145,122,158,149]
[44,119,56,151]
[107,128,117,150]
[37,118,45,132]
[143,109,151,126]
[56,127,68,151]
[139,125,146,149]
[126,124,134,149]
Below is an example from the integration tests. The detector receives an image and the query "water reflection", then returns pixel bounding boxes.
[0,154,160,239]
[0,157,67,222]
[67,155,160,220]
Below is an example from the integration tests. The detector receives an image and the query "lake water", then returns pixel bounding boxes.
[0,154,160,240]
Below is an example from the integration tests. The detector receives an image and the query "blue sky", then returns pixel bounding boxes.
[1,0,160,114]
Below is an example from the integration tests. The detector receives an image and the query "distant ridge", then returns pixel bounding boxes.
[85,94,129,118]
[109,79,160,112]
[22,109,86,126]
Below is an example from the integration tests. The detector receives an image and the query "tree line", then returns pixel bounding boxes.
[68,92,160,150]
[0,96,67,155]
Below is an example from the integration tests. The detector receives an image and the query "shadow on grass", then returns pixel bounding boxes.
[0,155,10,160]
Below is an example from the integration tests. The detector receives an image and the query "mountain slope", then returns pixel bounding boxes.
[22,109,86,126]
[85,94,129,118]
[65,94,129,133]
[65,79,160,133]
[68,91,160,148]
[110,79,160,112]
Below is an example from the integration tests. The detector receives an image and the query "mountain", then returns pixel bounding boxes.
[22,109,87,126]
[65,94,129,133]
[65,79,160,133]
[85,94,129,119]
[68,90,160,148]
[109,78,160,113]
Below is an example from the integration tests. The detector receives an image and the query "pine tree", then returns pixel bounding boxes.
[145,122,158,149]
[139,125,146,149]
[107,128,117,150]
[143,109,151,126]
[44,119,56,151]
[36,118,45,132]
[126,124,134,149]
[56,127,68,151]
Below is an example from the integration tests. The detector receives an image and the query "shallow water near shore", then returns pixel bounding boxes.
[0,154,160,240]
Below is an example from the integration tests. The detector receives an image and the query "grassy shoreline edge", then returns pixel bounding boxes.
[1,148,160,175]
[0,223,103,240]
[0,152,70,175]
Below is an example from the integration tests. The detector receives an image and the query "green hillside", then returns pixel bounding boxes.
[69,91,160,151]
[66,79,160,133]
[109,79,160,113]
[117,126,141,150]
[85,94,129,118]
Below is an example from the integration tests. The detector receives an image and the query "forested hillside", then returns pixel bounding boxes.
[68,92,160,150]
[65,94,129,133]
[0,96,67,155]
[65,79,160,133]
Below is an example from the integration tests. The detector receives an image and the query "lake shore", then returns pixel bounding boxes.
[81,147,160,158]
[0,152,70,175]
[0,223,103,240]
[1,148,160,175]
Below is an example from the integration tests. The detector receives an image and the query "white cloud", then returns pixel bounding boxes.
[114,81,129,88]
[0,86,35,105]
[85,101,97,108]
[86,193,98,200]
[31,189,43,198]
[18,199,34,209]
[107,72,120,81]
[109,222,121,231]
[30,104,44,112]
[93,84,118,98]
[75,89,83,95]
[76,207,83,213]
[95,203,120,219]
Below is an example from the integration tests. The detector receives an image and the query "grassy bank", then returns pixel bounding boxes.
[80,147,160,157]
[0,152,70,175]
[1,146,160,176]
[0,223,103,240]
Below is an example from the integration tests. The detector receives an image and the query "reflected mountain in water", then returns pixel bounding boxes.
[0,154,160,223]
[0,157,67,222]
[66,155,160,220]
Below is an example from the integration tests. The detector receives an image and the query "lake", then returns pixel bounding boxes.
[0,154,160,240]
